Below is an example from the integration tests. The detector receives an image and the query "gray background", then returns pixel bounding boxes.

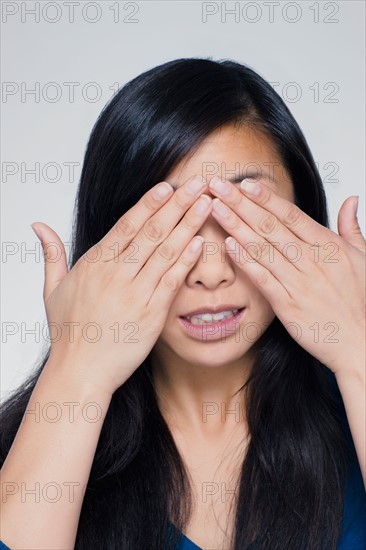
[1,1,365,398]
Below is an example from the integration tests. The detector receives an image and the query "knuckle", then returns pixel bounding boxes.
[229,216,242,231]
[172,192,190,211]
[143,218,163,242]
[162,272,179,292]
[180,252,194,268]
[115,216,136,238]
[141,193,159,212]
[231,192,244,208]
[283,204,302,227]
[256,187,271,207]
[157,240,175,262]
[182,214,198,231]
[259,214,277,235]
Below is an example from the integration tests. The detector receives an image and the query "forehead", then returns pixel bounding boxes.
[166,123,293,199]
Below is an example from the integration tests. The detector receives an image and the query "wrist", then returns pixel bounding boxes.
[42,354,114,407]
[329,338,365,379]
[335,361,366,389]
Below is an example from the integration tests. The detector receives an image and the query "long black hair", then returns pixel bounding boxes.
[1,57,354,549]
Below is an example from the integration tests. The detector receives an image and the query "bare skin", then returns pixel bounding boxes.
[151,123,295,548]
[151,122,365,548]
[1,122,364,549]
[0,172,215,549]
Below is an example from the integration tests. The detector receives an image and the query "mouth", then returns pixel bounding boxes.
[179,307,245,324]
[178,307,246,341]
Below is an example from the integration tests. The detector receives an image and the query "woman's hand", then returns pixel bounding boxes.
[31,176,212,397]
[207,176,365,378]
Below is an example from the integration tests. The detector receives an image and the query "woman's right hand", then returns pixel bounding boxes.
[31,175,212,397]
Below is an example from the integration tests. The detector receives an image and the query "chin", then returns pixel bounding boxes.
[175,342,253,369]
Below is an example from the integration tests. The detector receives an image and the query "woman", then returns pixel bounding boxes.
[0,57,365,550]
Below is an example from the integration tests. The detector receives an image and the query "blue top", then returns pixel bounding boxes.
[166,383,366,550]
[1,380,365,550]
[1,455,364,550]
[167,448,366,548]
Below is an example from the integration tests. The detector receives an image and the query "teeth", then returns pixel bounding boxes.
[187,309,239,325]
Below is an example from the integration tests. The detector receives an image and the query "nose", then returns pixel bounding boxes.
[185,201,236,290]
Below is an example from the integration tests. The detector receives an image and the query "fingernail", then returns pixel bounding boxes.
[354,196,359,216]
[209,176,231,195]
[240,179,260,196]
[195,195,211,215]
[190,235,204,253]
[212,198,229,218]
[187,175,206,195]
[153,182,173,200]
[225,237,237,251]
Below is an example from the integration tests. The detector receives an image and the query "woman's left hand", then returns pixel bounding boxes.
[208,176,366,377]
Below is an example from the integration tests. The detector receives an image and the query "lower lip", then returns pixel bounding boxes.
[178,308,246,341]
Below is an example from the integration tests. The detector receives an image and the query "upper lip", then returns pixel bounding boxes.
[180,304,245,318]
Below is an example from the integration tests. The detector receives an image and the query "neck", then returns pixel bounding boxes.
[150,345,255,438]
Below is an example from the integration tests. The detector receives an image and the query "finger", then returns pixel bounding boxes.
[31,222,68,302]
[210,198,302,293]
[149,234,205,313]
[337,196,366,253]
[97,179,175,258]
[139,194,212,291]
[209,176,333,246]
[120,175,208,278]
[224,236,291,305]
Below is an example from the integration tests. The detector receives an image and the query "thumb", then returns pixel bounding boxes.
[337,196,366,252]
[31,222,69,302]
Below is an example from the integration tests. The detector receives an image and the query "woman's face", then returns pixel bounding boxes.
[152,123,295,371]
